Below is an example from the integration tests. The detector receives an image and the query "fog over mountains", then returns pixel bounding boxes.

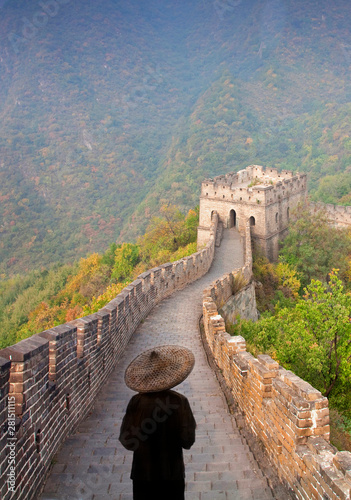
[1,0,351,276]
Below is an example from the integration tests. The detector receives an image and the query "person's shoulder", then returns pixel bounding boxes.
[127,392,145,406]
[168,389,189,403]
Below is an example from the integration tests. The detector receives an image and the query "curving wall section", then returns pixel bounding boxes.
[1,209,351,500]
[202,222,351,500]
[0,214,219,500]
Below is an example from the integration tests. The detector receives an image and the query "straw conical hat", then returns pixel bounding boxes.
[124,345,195,393]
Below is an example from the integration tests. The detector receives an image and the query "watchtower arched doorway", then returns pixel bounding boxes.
[249,216,255,226]
[229,209,236,228]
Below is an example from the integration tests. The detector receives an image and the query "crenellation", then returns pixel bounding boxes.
[150,267,162,297]
[172,260,184,288]
[183,255,194,282]
[124,283,140,332]
[159,262,173,279]
[71,314,99,360]
[96,308,111,346]
[137,270,152,291]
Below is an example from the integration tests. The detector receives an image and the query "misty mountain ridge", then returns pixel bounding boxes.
[1,0,351,276]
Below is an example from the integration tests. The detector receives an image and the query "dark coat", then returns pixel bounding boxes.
[119,389,196,481]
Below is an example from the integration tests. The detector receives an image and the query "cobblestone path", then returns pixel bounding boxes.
[40,229,275,500]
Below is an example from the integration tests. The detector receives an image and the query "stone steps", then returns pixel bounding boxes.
[40,230,281,500]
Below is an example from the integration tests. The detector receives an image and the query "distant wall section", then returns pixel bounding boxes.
[310,201,351,227]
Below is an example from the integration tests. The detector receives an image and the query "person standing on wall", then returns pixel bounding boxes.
[119,345,196,500]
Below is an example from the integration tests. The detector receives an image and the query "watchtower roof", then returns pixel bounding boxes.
[204,165,305,189]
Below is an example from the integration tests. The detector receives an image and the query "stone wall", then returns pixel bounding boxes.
[202,224,351,500]
[219,282,258,325]
[197,165,307,261]
[0,214,219,500]
[310,201,351,227]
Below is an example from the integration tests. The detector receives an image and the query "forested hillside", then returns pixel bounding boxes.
[1,0,351,276]
[0,205,198,348]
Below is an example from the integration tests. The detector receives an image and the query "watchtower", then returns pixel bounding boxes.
[197,165,307,261]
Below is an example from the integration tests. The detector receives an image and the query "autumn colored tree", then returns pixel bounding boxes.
[252,251,300,311]
[138,205,198,266]
[0,205,199,347]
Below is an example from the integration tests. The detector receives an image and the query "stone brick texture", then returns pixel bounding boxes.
[202,217,351,499]
[0,215,219,500]
[310,201,351,228]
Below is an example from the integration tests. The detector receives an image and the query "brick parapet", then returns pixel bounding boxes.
[202,223,351,499]
[0,213,218,500]
[310,201,351,227]
[201,165,307,207]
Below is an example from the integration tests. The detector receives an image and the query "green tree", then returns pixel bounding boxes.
[111,243,140,282]
[252,252,300,312]
[277,273,351,398]
[280,204,351,288]
[313,172,351,205]
[101,243,118,269]
[234,273,351,401]
[184,206,199,242]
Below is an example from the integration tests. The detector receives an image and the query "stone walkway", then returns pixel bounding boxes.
[40,229,275,500]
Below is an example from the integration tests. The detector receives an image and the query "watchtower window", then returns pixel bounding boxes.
[275,213,278,223]
[229,209,236,228]
[287,207,290,220]
[249,216,255,226]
